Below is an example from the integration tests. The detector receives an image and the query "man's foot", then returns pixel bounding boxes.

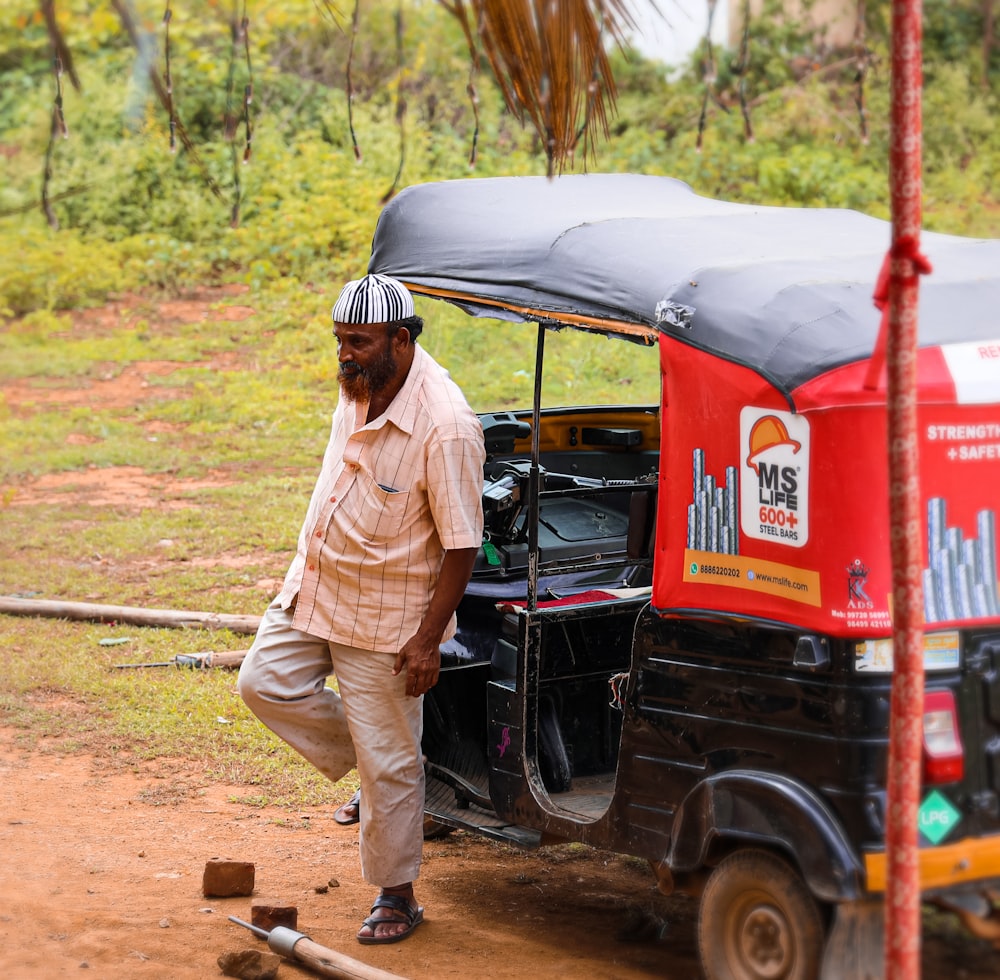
[333,788,360,826]
[357,886,424,945]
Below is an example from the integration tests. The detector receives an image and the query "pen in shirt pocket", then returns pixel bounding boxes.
[377,483,399,493]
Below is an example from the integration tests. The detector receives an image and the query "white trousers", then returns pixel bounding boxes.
[237,600,424,887]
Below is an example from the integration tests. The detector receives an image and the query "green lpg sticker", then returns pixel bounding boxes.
[918,790,961,845]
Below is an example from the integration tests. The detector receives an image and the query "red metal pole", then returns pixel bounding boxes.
[884,1,927,976]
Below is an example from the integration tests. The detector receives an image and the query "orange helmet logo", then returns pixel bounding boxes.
[746,415,802,473]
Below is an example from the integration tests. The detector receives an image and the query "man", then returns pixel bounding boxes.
[238,273,485,944]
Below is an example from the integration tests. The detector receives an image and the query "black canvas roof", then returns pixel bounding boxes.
[367,174,1000,397]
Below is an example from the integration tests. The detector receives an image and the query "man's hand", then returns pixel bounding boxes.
[392,546,477,698]
[393,635,441,698]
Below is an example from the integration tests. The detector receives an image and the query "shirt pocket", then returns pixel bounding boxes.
[348,471,413,542]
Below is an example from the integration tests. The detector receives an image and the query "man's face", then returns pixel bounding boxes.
[334,321,399,402]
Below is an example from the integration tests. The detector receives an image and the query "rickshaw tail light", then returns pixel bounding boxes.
[922,690,964,785]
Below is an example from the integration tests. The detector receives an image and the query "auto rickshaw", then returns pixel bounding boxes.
[366,173,1000,979]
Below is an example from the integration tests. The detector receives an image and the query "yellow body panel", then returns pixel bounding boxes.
[865,836,1000,892]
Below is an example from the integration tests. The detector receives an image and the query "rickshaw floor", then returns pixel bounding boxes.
[426,768,615,826]
[549,773,614,818]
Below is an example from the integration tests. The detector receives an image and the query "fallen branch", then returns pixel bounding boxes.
[0,596,260,635]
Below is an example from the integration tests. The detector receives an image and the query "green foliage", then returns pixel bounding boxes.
[2,0,997,312]
[920,0,1000,85]
[0,228,127,316]
[710,0,822,94]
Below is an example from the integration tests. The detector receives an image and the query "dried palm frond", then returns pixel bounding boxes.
[441,0,638,175]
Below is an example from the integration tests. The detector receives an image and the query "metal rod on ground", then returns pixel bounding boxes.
[228,917,408,980]
[0,596,260,634]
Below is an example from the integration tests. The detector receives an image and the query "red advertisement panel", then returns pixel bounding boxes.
[653,336,1000,637]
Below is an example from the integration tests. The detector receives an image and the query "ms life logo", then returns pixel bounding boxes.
[740,407,810,548]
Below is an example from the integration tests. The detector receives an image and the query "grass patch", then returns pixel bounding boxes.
[0,615,344,804]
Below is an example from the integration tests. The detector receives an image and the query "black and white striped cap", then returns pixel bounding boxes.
[331,273,414,324]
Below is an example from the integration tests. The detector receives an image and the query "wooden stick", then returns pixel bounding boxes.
[284,934,408,980]
[230,918,410,980]
[115,650,249,670]
[0,596,260,635]
[197,649,249,668]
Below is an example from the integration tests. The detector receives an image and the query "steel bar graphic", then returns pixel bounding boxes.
[687,449,739,555]
[923,498,999,623]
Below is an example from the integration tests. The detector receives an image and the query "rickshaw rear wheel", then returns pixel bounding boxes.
[697,848,824,980]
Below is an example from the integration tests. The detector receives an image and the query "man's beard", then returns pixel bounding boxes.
[338,346,397,402]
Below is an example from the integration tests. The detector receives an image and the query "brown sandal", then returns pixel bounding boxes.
[357,893,424,945]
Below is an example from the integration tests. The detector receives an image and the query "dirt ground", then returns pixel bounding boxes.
[0,725,707,980]
[3,727,1000,980]
[3,290,999,979]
